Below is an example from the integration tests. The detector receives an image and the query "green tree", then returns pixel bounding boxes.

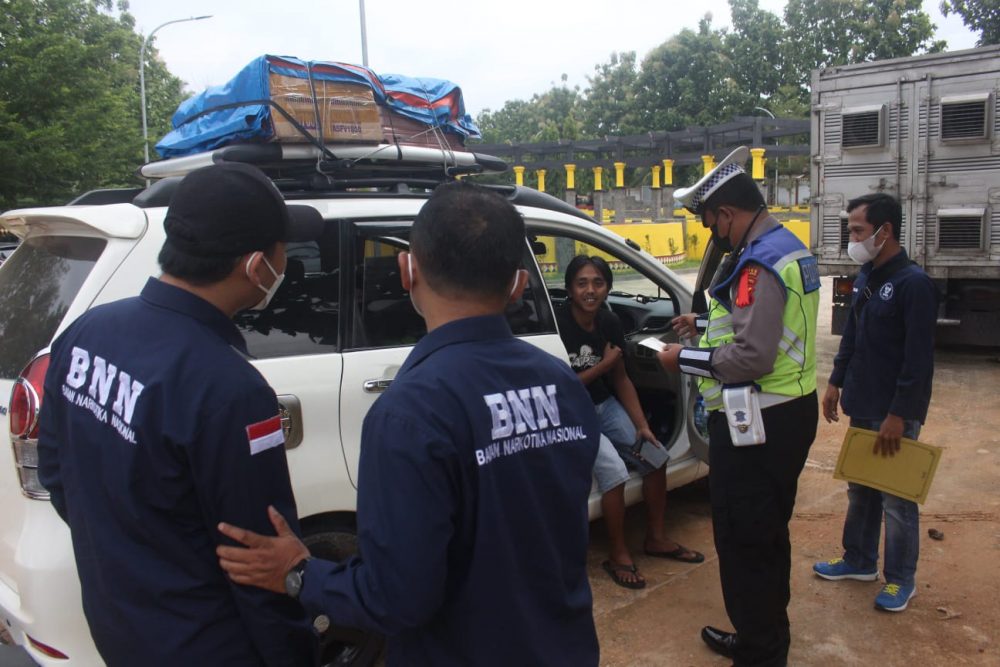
[634,16,747,131]
[783,0,945,91]
[941,0,1000,45]
[726,0,788,101]
[476,75,584,144]
[0,0,185,210]
[581,51,641,136]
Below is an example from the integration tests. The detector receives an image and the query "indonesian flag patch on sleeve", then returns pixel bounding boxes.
[246,415,285,455]
[735,266,759,308]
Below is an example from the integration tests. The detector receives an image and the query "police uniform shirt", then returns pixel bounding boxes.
[830,248,937,422]
[37,278,316,667]
[555,303,626,404]
[297,314,601,667]
[705,216,789,384]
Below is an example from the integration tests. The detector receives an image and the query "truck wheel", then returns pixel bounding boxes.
[301,515,384,667]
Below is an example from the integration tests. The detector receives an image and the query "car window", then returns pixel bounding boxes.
[0,236,106,377]
[533,235,679,334]
[535,236,671,301]
[346,221,555,350]
[693,237,725,314]
[236,225,341,359]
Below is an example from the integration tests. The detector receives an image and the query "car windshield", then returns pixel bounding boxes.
[0,236,105,377]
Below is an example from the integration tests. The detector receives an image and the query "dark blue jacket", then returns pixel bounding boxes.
[38,278,317,667]
[299,315,600,666]
[830,249,937,422]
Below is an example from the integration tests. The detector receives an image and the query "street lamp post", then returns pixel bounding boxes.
[754,106,780,205]
[140,15,212,167]
[359,0,369,67]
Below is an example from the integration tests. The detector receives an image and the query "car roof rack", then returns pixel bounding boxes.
[137,143,507,181]
[129,144,595,224]
[130,177,597,225]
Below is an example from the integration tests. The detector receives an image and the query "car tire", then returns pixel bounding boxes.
[301,515,384,667]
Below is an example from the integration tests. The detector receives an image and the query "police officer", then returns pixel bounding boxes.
[38,163,323,666]
[216,181,602,667]
[657,147,820,667]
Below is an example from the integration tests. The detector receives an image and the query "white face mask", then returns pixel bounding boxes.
[246,253,285,311]
[508,270,525,300]
[847,225,886,264]
[407,253,423,317]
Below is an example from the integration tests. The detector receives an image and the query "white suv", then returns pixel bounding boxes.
[0,144,708,666]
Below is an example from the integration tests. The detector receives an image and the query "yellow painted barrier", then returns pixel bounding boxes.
[532,211,812,271]
[534,222,688,273]
[784,219,810,247]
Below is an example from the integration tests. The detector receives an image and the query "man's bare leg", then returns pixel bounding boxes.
[602,483,643,586]
[642,468,701,559]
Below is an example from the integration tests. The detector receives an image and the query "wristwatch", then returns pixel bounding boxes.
[284,557,311,599]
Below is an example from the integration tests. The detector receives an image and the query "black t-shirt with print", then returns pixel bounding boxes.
[556,303,626,405]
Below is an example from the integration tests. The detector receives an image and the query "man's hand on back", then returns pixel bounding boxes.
[217,506,311,594]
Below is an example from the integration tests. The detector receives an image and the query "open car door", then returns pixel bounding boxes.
[686,237,729,463]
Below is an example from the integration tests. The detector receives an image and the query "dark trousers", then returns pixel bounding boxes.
[708,392,818,667]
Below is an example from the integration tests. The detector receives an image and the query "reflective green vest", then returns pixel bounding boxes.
[697,227,820,411]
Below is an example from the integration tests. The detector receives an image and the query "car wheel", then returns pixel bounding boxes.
[301,515,384,667]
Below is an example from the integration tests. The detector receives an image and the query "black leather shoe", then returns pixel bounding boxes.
[701,625,737,658]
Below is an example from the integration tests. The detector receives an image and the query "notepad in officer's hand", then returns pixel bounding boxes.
[833,427,942,504]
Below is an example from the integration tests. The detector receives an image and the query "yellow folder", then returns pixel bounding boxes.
[832,427,943,504]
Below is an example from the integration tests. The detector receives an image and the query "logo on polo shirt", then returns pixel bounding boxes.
[880,283,894,301]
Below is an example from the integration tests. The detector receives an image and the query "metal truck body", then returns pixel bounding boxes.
[810,45,1000,346]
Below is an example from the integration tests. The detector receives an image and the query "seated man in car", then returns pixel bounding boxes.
[557,255,704,589]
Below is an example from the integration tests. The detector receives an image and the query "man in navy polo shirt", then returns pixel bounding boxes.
[814,193,937,613]
[217,181,602,666]
[38,163,323,666]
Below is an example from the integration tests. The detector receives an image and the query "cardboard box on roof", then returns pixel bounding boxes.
[380,108,465,150]
[268,72,381,143]
[157,55,481,158]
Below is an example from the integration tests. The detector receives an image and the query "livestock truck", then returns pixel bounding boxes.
[810,44,1000,346]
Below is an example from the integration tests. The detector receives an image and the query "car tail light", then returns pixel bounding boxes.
[832,277,855,305]
[9,353,50,499]
[833,277,854,297]
[26,633,70,659]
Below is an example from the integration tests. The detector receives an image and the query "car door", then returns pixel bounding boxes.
[524,211,710,473]
[685,236,729,463]
[337,218,564,489]
[235,226,350,517]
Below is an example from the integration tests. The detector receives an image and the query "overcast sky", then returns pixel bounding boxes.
[125,0,980,117]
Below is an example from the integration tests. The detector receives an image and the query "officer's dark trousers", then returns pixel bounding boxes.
[707,392,818,667]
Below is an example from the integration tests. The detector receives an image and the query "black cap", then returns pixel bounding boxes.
[163,162,323,258]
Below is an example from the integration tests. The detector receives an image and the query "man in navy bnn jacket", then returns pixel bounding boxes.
[38,163,323,666]
[217,181,602,667]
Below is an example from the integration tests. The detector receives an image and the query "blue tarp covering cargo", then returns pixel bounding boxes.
[381,73,479,139]
[156,55,480,159]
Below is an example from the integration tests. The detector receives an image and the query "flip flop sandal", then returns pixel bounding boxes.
[644,545,705,563]
[602,560,646,589]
